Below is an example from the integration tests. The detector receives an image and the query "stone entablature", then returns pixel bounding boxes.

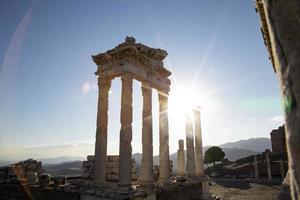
[92,37,171,93]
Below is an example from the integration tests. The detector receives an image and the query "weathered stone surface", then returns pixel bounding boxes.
[140,81,154,187]
[82,155,138,182]
[158,93,170,185]
[194,108,204,177]
[94,78,111,186]
[0,158,43,184]
[186,114,195,178]
[256,1,300,199]
[177,140,185,177]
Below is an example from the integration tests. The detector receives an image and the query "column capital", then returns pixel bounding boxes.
[121,72,134,81]
[98,78,112,89]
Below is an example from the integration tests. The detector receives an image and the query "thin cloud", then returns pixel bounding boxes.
[82,81,97,95]
[269,115,284,124]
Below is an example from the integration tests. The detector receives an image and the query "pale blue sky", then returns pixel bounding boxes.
[0,0,283,160]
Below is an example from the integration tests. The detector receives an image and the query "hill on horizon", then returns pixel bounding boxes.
[0,137,271,175]
[219,137,271,153]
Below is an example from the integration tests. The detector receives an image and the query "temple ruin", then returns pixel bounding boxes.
[92,36,171,190]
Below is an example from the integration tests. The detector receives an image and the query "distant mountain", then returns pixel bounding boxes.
[0,138,271,176]
[43,161,83,176]
[38,156,85,164]
[0,160,14,167]
[219,137,271,153]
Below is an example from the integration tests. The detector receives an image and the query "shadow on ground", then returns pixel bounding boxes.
[213,179,251,190]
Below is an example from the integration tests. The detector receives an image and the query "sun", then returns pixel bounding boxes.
[168,87,201,118]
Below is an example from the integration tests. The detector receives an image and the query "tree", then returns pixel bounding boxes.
[204,146,225,166]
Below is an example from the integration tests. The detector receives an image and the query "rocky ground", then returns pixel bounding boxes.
[209,179,291,200]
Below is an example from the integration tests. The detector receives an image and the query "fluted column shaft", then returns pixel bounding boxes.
[140,82,153,187]
[119,73,133,190]
[94,78,111,186]
[194,108,204,177]
[158,93,170,185]
[186,114,195,178]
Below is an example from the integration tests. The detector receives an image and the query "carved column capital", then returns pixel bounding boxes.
[142,81,152,96]
[98,78,112,91]
[121,72,134,82]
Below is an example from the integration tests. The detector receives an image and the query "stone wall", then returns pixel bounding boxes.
[82,155,138,182]
[270,125,286,153]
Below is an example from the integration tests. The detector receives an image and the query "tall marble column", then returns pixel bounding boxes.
[266,152,272,179]
[194,108,204,177]
[118,73,133,190]
[94,78,111,186]
[186,114,195,178]
[177,139,185,176]
[254,156,259,180]
[140,82,153,187]
[158,93,170,185]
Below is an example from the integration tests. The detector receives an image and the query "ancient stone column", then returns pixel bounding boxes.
[266,152,272,179]
[194,108,204,177]
[94,78,111,186]
[177,139,185,176]
[254,156,259,180]
[158,93,170,185]
[280,159,285,179]
[186,113,195,178]
[140,82,153,187]
[118,73,133,190]
[256,1,300,198]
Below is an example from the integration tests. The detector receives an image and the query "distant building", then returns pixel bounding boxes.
[270,125,286,152]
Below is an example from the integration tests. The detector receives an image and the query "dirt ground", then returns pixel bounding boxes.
[209,179,290,200]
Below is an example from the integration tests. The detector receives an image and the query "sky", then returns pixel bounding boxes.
[0,0,284,160]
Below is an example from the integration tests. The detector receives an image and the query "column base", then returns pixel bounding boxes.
[158,178,170,187]
[93,181,107,189]
[139,181,154,189]
[117,184,134,193]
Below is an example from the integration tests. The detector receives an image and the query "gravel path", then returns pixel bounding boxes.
[209,179,289,200]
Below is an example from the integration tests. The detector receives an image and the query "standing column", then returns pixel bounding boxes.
[254,156,259,181]
[177,139,185,177]
[194,108,204,177]
[119,73,133,190]
[266,152,272,179]
[140,82,153,187]
[158,93,170,185]
[186,114,195,178]
[94,78,111,186]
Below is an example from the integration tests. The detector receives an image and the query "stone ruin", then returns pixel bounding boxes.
[0,37,211,200]
[0,158,43,185]
[82,155,139,182]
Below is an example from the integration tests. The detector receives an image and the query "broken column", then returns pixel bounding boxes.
[94,78,111,186]
[140,82,153,187]
[186,113,195,178]
[118,73,133,191]
[254,156,259,180]
[158,93,170,185]
[194,108,204,177]
[177,139,185,177]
